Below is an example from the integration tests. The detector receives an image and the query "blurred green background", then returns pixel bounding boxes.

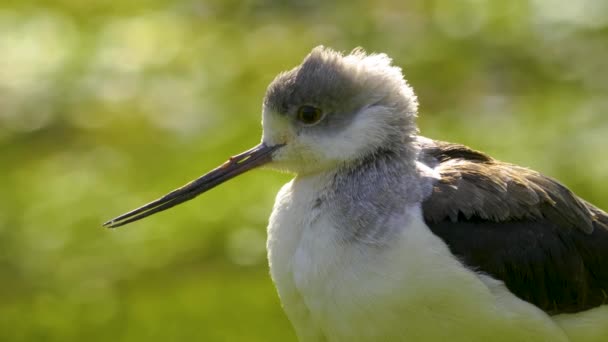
[1,0,607,341]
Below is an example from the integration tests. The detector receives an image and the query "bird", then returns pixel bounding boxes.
[104,46,608,341]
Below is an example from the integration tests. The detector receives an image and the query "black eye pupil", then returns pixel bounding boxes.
[301,108,316,121]
[298,106,321,124]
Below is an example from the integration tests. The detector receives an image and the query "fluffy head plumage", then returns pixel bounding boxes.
[262,46,420,174]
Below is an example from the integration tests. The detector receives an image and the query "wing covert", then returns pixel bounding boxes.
[418,138,608,314]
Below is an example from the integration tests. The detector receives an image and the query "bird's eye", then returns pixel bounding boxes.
[296,105,323,125]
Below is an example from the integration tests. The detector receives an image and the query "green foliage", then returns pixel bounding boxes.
[0,1,606,341]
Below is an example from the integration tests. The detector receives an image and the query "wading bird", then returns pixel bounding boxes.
[105,46,608,341]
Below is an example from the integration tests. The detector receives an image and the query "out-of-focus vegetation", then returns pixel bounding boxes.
[0,0,607,341]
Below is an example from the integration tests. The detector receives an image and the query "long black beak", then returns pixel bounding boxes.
[103,143,283,228]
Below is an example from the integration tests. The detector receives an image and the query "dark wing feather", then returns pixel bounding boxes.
[418,138,608,314]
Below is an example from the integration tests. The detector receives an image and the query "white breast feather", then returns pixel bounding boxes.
[267,173,608,342]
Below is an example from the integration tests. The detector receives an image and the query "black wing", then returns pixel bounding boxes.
[418,138,608,315]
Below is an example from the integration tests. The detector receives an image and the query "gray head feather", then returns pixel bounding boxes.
[264,46,419,150]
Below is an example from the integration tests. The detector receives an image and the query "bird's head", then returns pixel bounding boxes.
[262,46,419,175]
[103,46,419,228]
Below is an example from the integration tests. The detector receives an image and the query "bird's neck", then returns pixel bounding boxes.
[294,142,432,244]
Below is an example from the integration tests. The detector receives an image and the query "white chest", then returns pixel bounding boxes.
[266,176,571,342]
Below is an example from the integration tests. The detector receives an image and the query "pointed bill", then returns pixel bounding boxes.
[103,143,283,228]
